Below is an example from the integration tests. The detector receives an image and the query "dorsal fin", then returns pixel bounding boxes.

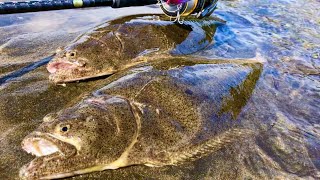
[170,128,254,165]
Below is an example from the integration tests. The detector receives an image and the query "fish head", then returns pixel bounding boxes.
[47,41,117,84]
[20,95,138,179]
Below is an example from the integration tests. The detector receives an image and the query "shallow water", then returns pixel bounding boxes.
[0,0,319,179]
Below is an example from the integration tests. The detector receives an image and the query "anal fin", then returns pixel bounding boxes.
[170,128,254,165]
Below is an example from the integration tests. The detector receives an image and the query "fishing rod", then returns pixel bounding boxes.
[0,0,157,14]
[0,0,219,21]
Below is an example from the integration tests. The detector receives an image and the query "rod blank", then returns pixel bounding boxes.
[0,0,157,14]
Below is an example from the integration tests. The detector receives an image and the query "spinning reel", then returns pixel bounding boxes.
[159,0,218,22]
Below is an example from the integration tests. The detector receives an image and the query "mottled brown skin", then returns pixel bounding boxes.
[21,58,262,179]
[47,15,218,83]
[20,96,138,179]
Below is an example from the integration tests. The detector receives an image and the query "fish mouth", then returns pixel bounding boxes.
[46,58,115,83]
[22,132,77,158]
[47,58,92,83]
[47,59,86,74]
[22,137,59,157]
[20,133,78,179]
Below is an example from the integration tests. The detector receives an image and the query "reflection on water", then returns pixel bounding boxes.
[0,0,319,179]
[219,63,263,119]
[204,0,320,178]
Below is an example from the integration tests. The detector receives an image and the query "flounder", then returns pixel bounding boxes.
[47,15,222,83]
[21,57,262,179]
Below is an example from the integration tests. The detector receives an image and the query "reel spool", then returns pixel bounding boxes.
[159,0,218,20]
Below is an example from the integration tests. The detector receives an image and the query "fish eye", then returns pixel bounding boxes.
[66,51,77,59]
[60,124,70,133]
[68,51,76,57]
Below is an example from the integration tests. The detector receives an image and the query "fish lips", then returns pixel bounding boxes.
[47,58,89,83]
[22,132,77,158]
[47,58,87,73]
[20,133,78,179]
